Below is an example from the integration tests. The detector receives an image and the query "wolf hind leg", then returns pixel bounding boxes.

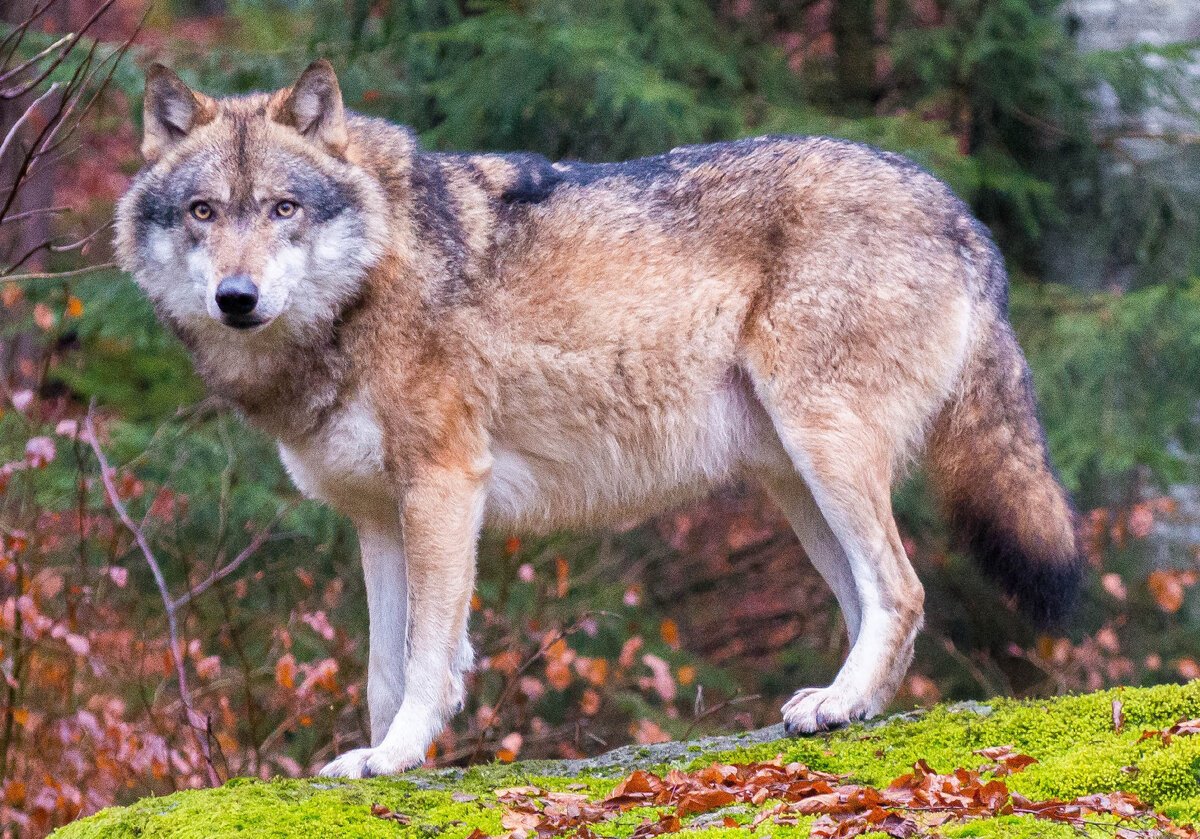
[756,402,924,733]
[451,625,475,713]
[760,473,862,647]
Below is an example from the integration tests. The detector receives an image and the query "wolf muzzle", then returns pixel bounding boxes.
[215,275,259,315]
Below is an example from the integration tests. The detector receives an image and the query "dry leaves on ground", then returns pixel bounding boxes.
[471,751,1196,839]
[1138,717,1200,747]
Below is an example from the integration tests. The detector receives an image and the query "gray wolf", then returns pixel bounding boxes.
[115,60,1083,778]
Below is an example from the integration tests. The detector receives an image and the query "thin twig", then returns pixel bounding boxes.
[681,693,760,741]
[83,404,221,787]
[0,0,57,70]
[172,504,293,609]
[37,21,142,160]
[0,82,61,166]
[0,33,73,87]
[467,614,603,766]
[3,261,116,282]
[0,0,118,99]
[0,205,70,225]
[2,221,113,277]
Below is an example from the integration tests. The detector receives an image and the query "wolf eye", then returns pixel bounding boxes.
[190,202,213,221]
[272,200,298,219]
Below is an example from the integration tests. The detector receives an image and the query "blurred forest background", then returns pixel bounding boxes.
[2,0,1200,834]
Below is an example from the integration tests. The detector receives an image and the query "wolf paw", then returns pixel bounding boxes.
[781,686,872,734]
[319,746,423,779]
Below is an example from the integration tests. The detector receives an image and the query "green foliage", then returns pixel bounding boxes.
[415,0,746,158]
[57,274,203,422]
[891,0,1095,251]
[890,0,1200,283]
[161,0,975,184]
[1011,281,1200,492]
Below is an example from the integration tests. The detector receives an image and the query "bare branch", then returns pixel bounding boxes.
[0,0,57,69]
[0,82,61,170]
[0,218,112,276]
[2,261,116,282]
[0,33,72,87]
[37,28,140,159]
[0,78,69,223]
[172,504,294,609]
[466,613,615,766]
[0,0,118,100]
[83,405,221,787]
[0,205,70,225]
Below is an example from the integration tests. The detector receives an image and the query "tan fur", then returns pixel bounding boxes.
[115,62,1081,777]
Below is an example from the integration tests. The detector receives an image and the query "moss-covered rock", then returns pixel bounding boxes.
[54,683,1200,838]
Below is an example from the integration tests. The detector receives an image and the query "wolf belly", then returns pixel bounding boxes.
[484,367,786,532]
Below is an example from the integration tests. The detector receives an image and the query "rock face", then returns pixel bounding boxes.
[1046,0,1200,290]
[53,682,1200,838]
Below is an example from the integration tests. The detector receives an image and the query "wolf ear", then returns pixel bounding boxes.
[141,64,215,164]
[274,59,348,156]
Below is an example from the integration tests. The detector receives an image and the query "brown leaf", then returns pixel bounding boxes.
[33,303,55,330]
[501,810,542,831]
[794,793,843,815]
[676,789,735,816]
[878,813,918,838]
[370,804,411,824]
[497,786,544,800]
[1150,570,1188,613]
[274,654,296,690]
[1001,754,1038,775]
[631,813,681,839]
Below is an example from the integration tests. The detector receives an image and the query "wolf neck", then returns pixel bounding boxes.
[177,303,362,444]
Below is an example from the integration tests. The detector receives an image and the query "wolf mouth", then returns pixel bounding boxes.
[222,314,268,330]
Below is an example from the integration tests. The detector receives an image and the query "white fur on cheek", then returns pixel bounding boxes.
[291,214,379,323]
[149,229,175,266]
[134,231,209,323]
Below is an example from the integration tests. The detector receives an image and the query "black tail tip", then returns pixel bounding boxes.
[957,512,1085,629]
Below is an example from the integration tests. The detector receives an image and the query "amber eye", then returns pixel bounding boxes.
[273,200,298,219]
[190,201,213,221]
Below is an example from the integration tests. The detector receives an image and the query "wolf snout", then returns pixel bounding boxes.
[215,275,260,319]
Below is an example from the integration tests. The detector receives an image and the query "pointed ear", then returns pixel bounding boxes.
[274,59,348,156]
[141,64,215,164]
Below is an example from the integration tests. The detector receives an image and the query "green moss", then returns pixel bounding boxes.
[53,683,1200,839]
[51,777,491,839]
[942,815,1082,838]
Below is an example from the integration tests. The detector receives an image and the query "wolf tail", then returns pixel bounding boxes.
[925,314,1084,626]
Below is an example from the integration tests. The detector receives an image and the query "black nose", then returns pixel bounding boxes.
[215,275,259,316]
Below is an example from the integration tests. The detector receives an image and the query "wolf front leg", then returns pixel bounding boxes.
[358,520,409,746]
[320,464,486,778]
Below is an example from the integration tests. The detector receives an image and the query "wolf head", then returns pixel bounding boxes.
[115,60,387,347]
